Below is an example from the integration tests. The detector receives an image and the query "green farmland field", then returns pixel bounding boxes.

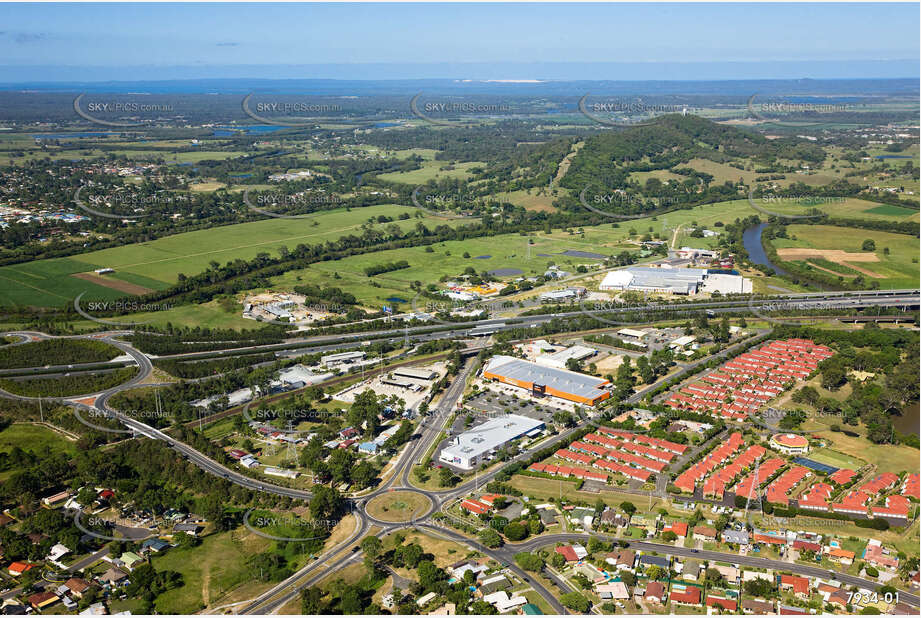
[0,204,462,308]
[375,160,484,184]
[756,196,919,222]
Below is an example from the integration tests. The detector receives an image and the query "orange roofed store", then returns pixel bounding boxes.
[482,355,611,406]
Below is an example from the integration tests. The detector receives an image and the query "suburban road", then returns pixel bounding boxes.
[512,533,921,608]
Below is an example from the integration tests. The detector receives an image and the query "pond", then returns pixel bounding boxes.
[893,401,919,437]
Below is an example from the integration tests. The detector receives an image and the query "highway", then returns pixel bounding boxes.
[136,289,921,363]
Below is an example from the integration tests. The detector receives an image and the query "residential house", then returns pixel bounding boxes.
[119,551,143,570]
[1,601,29,615]
[449,559,488,581]
[554,544,587,563]
[663,521,688,538]
[41,491,71,507]
[47,543,71,565]
[742,599,775,614]
[604,549,635,570]
[537,508,557,526]
[722,529,749,546]
[639,554,670,570]
[7,562,36,577]
[712,564,740,585]
[478,575,511,596]
[596,582,630,601]
[706,594,738,612]
[826,547,855,566]
[669,583,701,607]
[826,588,850,609]
[429,602,456,615]
[98,568,128,586]
[381,593,395,610]
[681,559,702,581]
[416,592,437,607]
[863,539,899,570]
[141,538,170,553]
[173,522,202,536]
[692,525,717,542]
[778,574,810,600]
[792,539,821,554]
[489,592,528,613]
[643,581,666,604]
[63,577,91,598]
[26,592,58,611]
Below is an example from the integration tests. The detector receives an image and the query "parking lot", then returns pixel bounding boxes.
[463,390,564,425]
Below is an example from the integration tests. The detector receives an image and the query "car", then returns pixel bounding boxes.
[691,549,699,553]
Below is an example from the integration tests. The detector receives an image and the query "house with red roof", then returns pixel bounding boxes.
[778,574,810,599]
[859,472,899,496]
[902,473,920,500]
[792,539,821,553]
[554,544,587,563]
[862,539,899,570]
[828,468,856,485]
[832,490,871,516]
[797,482,833,512]
[825,547,855,566]
[706,594,737,611]
[871,495,911,521]
[643,581,666,604]
[461,499,491,515]
[692,525,717,541]
[662,521,688,538]
[765,466,810,505]
[8,562,37,576]
[669,584,701,606]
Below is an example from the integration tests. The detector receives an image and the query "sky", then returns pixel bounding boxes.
[0,3,918,81]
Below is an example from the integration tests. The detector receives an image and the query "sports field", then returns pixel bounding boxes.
[771,224,920,288]
[0,204,462,308]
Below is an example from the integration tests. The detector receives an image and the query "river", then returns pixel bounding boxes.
[742,223,789,276]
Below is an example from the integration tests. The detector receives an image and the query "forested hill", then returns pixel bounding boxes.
[560,114,827,191]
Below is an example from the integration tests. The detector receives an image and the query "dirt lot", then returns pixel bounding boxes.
[592,352,625,374]
[775,248,879,262]
[776,248,884,277]
[72,272,154,295]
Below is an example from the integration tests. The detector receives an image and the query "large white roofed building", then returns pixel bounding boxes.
[439,414,545,470]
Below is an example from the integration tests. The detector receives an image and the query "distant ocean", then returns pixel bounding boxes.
[0,76,917,97]
[0,60,917,94]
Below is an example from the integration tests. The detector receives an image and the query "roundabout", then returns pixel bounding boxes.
[364,490,433,524]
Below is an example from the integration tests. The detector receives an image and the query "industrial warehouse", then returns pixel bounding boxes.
[439,414,546,470]
[481,355,611,406]
[599,266,752,295]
